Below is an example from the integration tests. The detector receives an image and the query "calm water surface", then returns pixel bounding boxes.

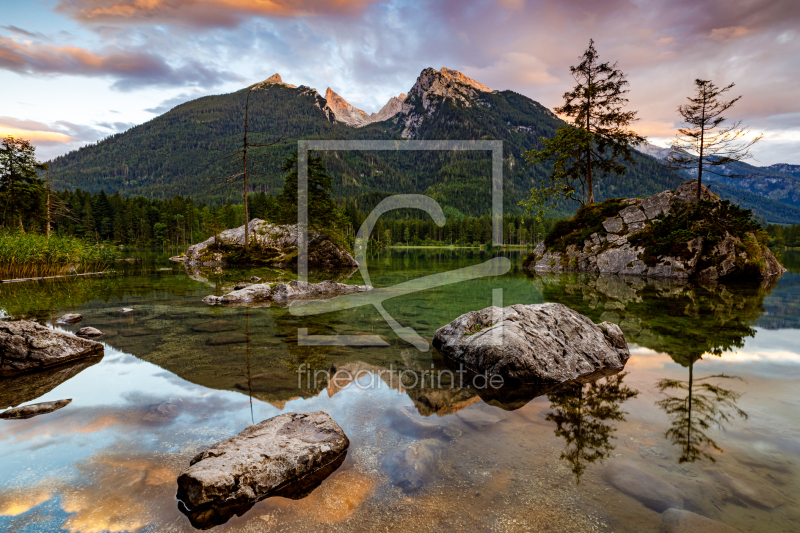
[1,248,799,532]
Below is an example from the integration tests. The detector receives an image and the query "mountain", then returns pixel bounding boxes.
[636,142,800,222]
[322,87,407,127]
[47,67,704,218]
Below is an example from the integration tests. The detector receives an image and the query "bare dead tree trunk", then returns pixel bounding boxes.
[243,89,251,252]
[46,166,51,239]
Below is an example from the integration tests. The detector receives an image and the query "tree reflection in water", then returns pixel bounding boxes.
[546,372,639,483]
[656,362,748,463]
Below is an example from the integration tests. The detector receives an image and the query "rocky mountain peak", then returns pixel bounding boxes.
[399,67,494,139]
[253,73,297,89]
[323,87,370,127]
[440,67,492,92]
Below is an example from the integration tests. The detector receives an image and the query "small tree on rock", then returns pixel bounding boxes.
[667,79,763,201]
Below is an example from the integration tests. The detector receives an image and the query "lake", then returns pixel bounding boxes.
[1,248,799,532]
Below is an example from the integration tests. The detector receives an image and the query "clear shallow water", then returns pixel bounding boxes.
[1,249,799,532]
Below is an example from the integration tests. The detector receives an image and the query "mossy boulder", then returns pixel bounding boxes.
[524,180,786,281]
[184,219,358,270]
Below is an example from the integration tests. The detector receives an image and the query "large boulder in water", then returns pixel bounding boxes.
[0,321,104,377]
[176,412,349,511]
[432,303,630,384]
[184,219,358,270]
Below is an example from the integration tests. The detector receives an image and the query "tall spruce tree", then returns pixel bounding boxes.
[278,150,342,233]
[667,79,762,201]
[0,136,46,229]
[524,39,645,205]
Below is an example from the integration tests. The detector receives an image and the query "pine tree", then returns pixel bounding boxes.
[524,40,645,205]
[667,79,763,201]
[278,150,342,232]
[0,136,46,229]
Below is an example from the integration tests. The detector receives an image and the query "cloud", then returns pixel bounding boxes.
[56,0,381,27]
[0,116,135,151]
[0,36,234,90]
[144,91,204,113]
[709,26,753,42]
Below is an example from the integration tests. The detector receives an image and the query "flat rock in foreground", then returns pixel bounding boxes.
[203,280,371,305]
[0,399,71,419]
[433,303,630,383]
[0,321,104,377]
[176,411,349,511]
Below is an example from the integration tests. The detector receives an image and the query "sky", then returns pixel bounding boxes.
[1,0,798,164]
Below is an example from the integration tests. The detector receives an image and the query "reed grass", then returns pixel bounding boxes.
[0,232,116,280]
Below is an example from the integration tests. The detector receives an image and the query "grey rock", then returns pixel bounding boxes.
[456,408,506,430]
[76,327,104,338]
[271,280,372,300]
[176,411,349,510]
[673,179,719,203]
[627,221,646,234]
[391,407,442,438]
[203,284,272,305]
[249,276,262,282]
[661,509,741,533]
[184,219,358,270]
[0,399,72,419]
[619,205,647,224]
[603,216,624,233]
[432,303,630,383]
[707,469,788,509]
[0,321,104,377]
[524,180,785,281]
[385,439,443,493]
[203,280,371,306]
[233,282,252,290]
[640,191,672,219]
[603,460,683,512]
[58,313,83,325]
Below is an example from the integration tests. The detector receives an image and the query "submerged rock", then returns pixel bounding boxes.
[192,320,238,333]
[206,334,248,346]
[384,439,443,493]
[432,303,630,384]
[57,313,83,325]
[203,280,371,306]
[176,412,349,511]
[184,219,358,270]
[524,180,786,280]
[0,399,71,419]
[661,509,741,533]
[76,326,104,338]
[0,321,104,377]
[603,460,683,512]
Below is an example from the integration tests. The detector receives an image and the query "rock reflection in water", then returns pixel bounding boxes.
[655,360,748,463]
[177,451,347,530]
[0,355,103,408]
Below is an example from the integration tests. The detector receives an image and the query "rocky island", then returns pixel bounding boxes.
[524,180,785,280]
[183,219,358,270]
